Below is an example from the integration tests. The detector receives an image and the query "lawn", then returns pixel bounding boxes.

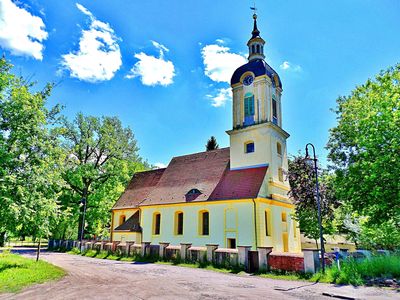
[0,251,65,293]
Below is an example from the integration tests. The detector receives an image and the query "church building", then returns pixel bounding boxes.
[111,13,301,254]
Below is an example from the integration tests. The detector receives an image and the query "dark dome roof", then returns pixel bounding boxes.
[231,59,282,89]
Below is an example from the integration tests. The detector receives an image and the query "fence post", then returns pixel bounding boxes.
[180,243,192,261]
[257,246,273,272]
[303,249,320,273]
[141,242,151,257]
[237,246,252,271]
[206,244,218,263]
[159,242,170,259]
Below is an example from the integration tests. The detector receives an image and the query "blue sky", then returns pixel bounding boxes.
[1,0,399,167]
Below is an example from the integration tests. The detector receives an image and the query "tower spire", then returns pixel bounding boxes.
[251,13,260,38]
[247,8,265,61]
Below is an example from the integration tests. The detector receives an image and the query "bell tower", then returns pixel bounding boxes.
[227,13,290,198]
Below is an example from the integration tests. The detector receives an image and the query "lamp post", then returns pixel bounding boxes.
[79,197,87,244]
[305,143,325,273]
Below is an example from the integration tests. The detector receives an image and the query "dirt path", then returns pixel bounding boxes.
[1,249,398,300]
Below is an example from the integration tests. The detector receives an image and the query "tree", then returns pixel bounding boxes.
[206,136,219,151]
[59,113,148,240]
[327,64,400,243]
[0,57,62,247]
[287,155,338,248]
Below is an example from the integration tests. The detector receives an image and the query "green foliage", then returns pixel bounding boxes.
[0,58,63,246]
[0,252,65,293]
[327,65,400,239]
[58,113,149,239]
[287,155,338,244]
[313,255,400,285]
[205,136,219,151]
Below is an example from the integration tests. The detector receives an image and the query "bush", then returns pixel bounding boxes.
[313,254,400,285]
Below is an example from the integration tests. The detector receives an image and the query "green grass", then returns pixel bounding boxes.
[0,251,65,293]
[312,255,400,286]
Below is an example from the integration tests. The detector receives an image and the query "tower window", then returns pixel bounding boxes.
[244,95,255,116]
[277,143,282,155]
[251,45,255,54]
[256,44,260,53]
[245,142,255,153]
[272,96,278,125]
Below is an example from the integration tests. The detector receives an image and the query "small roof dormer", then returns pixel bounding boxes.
[247,13,265,61]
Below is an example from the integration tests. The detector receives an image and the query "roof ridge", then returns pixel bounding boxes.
[171,147,230,160]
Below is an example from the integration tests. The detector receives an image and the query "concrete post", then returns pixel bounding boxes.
[159,242,170,259]
[125,242,134,255]
[257,246,273,272]
[180,243,192,261]
[141,242,151,257]
[303,249,320,273]
[238,246,252,270]
[206,244,218,263]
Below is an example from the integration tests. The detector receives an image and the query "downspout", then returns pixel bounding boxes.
[110,210,114,242]
[138,207,143,244]
[252,199,258,248]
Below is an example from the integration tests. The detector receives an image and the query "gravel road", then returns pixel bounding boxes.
[1,249,398,300]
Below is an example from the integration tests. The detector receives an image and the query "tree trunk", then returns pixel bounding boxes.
[77,190,88,241]
[77,202,85,241]
[36,236,41,262]
[0,231,6,247]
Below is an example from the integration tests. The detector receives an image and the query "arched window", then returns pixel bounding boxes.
[272,95,278,125]
[153,212,161,235]
[277,142,282,155]
[199,211,209,236]
[256,44,260,53]
[265,210,271,236]
[251,45,255,54]
[119,215,126,225]
[175,211,184,235]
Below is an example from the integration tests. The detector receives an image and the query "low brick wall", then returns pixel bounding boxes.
[268,253,304,272]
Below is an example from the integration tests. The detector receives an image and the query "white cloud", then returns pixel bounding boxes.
[126,41,175,86]
[154,162,167,169]
[0,0,48,60]
[201,44,246,83]
[61,3,122,83]
[280,61,302,72]
[207,87,231,107]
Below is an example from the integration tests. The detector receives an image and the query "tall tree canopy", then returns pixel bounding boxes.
[287,155,338,247]
[0,58,62,246]
[58,113,148,239]
[327,65,400,228]
[206,136,219,151]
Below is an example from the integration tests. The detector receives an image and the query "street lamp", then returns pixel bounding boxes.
[305,143,325,273]
[79,197,87,245]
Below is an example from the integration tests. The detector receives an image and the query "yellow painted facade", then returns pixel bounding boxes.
[111,198,301,252]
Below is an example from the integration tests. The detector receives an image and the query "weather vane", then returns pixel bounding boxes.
[250,1,257,14]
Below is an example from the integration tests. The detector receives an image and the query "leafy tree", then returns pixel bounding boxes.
[206,136,219,151]
[0,57,62,247]
[287,155,338,248]
[58,113,148,240]
[327,64,400,244]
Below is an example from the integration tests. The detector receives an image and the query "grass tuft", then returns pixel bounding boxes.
[0,252,65,293]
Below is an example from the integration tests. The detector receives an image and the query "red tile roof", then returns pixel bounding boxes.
[209,166,268,200]
[112,147,268,209]
[112,168,165,209]
[142,148,230,205]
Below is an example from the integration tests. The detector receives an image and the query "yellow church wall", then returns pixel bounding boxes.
[140,200,256,248]
[256,199,301,253]
[112,232,142,243]
[111,208,141,243]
